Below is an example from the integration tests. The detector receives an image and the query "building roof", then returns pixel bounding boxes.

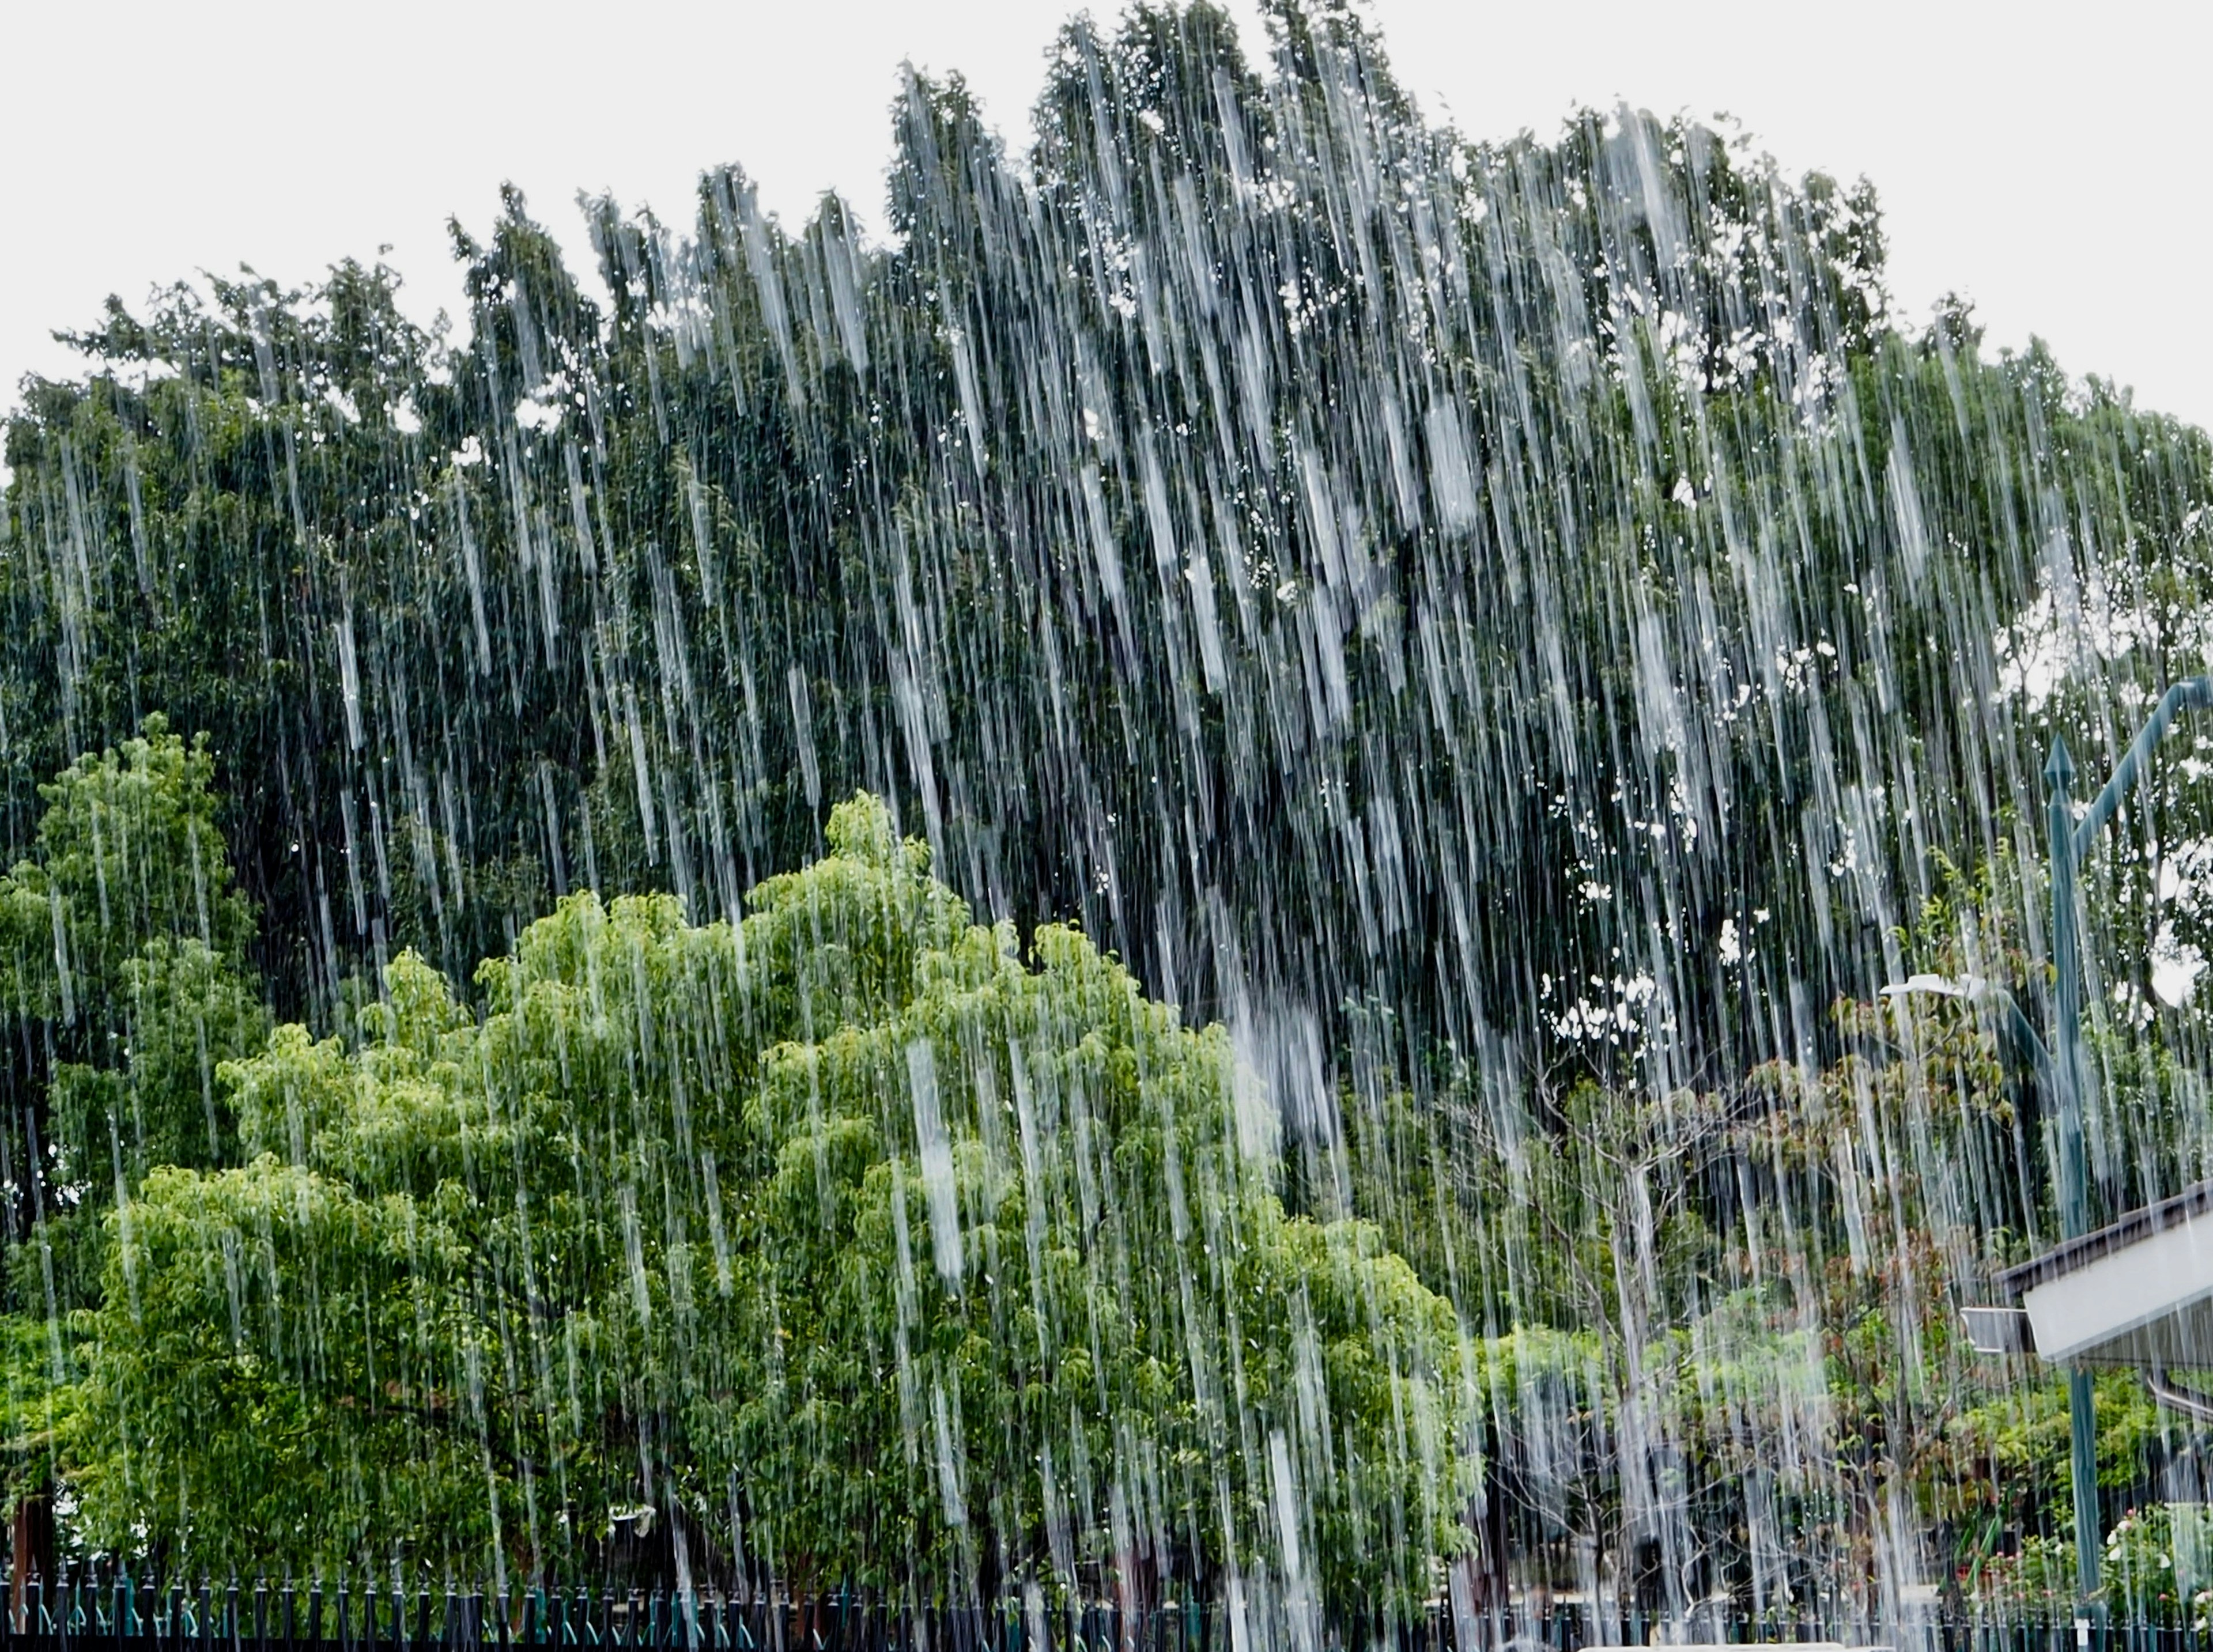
[1996,1181,2213,1301]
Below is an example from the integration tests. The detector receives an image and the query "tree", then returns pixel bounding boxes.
[0,717,265,1317]
[5,0,2213,1616]
[8,1,2199,1121]
[63,795,1476,1619]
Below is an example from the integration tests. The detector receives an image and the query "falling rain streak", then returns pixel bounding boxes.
[1,1,2212,1642]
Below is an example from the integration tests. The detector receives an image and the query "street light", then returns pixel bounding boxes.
[1886,673,2212,1611]
[2047,674,2212,1603]
[1877,972,2053,1089]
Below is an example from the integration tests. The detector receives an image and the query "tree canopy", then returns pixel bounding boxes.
[53,792,1474,1612]
[2,0,2212,1627]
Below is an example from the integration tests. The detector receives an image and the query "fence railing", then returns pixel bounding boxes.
[0,1577,2201,1652]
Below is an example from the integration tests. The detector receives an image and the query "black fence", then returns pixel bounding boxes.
[0,1579,2201,1652]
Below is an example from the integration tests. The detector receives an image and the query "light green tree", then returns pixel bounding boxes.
[63,795,1476,1616]
[0,717,267,1558]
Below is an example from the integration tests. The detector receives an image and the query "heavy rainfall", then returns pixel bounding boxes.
[0,2,2210,1646]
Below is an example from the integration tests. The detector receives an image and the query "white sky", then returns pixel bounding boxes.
[3,0,2207,430]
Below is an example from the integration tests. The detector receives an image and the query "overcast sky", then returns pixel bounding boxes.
[3,0,2206,431]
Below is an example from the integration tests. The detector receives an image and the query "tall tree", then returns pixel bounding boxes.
[62,796,1476,1617]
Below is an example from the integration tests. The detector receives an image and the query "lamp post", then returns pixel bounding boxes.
[2044,674,2213,1604]
[1891,675,2212,1612]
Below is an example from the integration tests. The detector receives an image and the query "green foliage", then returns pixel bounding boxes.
[61,795,1475,1610]
[7,3,2206,1113]
[1330,897,2202,1613]
[66,1156,490,1575]
[7,716,256,996]
[0,719,265,1317]
[1969,1496,2213,1624]
[0,1312,71,1515]
[0,0,2210,1619]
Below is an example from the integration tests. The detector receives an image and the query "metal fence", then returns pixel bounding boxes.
[0,1578,2200,1652]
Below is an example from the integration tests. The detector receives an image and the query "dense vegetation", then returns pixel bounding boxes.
[4,0,2213,1627]
[38,761,1472,1605]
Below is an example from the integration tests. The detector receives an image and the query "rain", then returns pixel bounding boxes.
[2,2,2212,1646]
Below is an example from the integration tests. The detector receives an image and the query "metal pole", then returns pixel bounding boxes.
[2042,678,2211,1615]
[2045,735,2101,1606]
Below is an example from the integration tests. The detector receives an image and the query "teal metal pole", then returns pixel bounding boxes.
[2042,679,2211,1613]
[2045,735,2101,1606]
